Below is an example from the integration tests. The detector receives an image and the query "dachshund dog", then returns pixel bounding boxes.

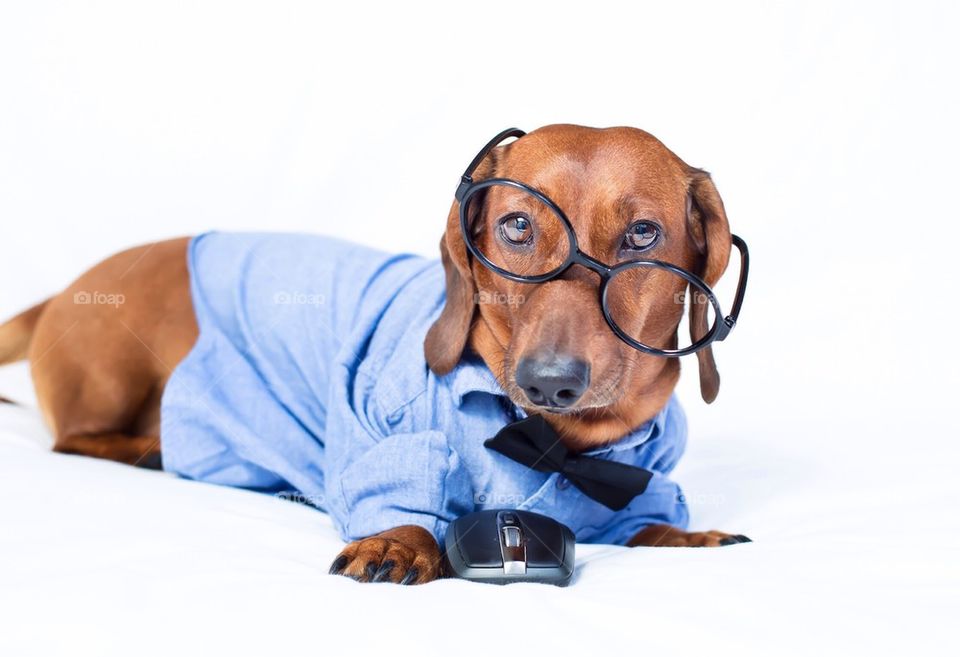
[0,125,747,584]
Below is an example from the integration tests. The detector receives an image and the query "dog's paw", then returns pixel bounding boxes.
[629,524,752,547]
[328,525,441,585]
[681,530,752,547]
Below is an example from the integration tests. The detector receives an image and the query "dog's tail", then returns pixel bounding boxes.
[0,300,49,367]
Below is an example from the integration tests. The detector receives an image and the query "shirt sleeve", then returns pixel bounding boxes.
[587,394,691,545]
[592,473,691,545]
[325,429,475,545]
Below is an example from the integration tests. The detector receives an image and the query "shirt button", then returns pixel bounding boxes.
[556,475,571,490]
[386,409,404,425]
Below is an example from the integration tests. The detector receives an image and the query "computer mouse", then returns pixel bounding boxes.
[442,509,575,586]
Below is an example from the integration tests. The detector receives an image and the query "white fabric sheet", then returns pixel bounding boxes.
[1,386,954,657]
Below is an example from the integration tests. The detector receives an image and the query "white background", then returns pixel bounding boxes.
[1,2,958,656]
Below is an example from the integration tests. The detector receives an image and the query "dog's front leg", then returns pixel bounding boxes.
[328,525,441,585]
[629,524,752,547]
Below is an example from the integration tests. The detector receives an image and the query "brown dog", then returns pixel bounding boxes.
[0,125,746,584]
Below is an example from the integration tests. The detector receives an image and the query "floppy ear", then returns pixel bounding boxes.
[425,146,503,374]
[424,203,477,375]
[686,169,732,403]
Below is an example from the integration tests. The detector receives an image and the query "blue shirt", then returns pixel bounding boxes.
[160,232,690,545]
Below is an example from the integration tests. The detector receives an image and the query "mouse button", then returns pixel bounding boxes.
[516,513,565,567]
[455,517,504,568]
[502,526,521,548]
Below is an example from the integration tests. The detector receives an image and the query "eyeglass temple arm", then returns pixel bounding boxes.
[714,234,750,342]
[455,127,527,202]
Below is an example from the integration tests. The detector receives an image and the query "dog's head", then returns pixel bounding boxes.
[425,125,732,447]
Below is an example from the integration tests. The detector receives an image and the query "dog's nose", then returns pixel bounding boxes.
[515,356,590,408]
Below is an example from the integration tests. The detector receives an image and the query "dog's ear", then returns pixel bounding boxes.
[424,151,500,375]
[424,213,476,375]
[686,169,732,403]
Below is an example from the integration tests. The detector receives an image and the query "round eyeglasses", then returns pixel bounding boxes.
[455,128,750,357]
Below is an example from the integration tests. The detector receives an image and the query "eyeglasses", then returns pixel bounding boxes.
[455,128,750,357]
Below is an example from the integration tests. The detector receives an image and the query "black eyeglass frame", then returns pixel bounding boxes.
[455,127,750,358]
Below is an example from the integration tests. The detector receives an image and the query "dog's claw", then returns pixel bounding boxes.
[400,567,419,585]
[373,560,395,582]
[719,534,752,546]
[364,560,379,581]
[328,555,349,575]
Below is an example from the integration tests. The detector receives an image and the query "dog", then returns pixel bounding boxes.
[0,124,749,585]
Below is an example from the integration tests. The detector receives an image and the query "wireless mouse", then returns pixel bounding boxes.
[442,509,575,586]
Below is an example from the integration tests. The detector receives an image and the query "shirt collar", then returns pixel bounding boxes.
[448,354,668,455]
[449,353,510,406]
[581,405,666,456]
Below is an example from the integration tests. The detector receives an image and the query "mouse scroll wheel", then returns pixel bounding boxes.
[502,526,522,548]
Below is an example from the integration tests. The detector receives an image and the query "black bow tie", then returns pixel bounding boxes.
[484,415,654,511]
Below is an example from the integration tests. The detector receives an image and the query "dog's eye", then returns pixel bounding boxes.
[498,213,533,245]
[621,221,660,252]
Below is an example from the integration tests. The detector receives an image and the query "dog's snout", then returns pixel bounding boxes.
[515,356,590,409]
